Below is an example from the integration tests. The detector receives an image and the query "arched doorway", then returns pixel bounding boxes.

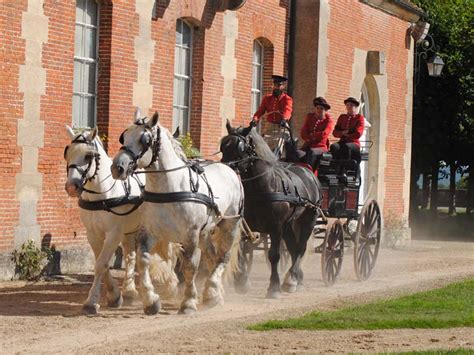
[359,82,372,205]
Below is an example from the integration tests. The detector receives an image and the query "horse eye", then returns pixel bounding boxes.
[141,133,151,145]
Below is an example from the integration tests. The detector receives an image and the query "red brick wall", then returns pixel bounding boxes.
[0,1,26,252]
[39,1,84,248]
[326,0,410,217]
[234,0,289,128]
[0,0,290,252]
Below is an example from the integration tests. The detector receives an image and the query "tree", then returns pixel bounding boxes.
[411,0,474,217]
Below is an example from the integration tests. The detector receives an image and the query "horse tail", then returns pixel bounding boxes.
[222,217,243,284]
[149,242,183,300]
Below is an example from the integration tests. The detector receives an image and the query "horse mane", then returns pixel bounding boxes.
[161,124,187,161]
[248,128,278,164]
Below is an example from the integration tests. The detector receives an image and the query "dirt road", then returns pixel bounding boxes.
[0,240,473,354]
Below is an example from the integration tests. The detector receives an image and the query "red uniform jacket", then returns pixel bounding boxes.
[333,113,365,147]
[300,112,334,151]
[253,93,293,124]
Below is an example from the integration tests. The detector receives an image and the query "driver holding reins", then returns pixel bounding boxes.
[251,75,293,150]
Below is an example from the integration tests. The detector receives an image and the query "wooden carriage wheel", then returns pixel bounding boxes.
[321,219,345,286]
[353,199,381,281]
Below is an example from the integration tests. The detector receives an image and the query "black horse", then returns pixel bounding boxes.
[220,121,322,298]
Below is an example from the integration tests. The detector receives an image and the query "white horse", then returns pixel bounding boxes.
[111,111,244,315]
[64,126,178,314]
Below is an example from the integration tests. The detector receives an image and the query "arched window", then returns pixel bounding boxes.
[173,19,193,133]
[73,0,99,128]
[251,40,264,117]
[359,83,372,205]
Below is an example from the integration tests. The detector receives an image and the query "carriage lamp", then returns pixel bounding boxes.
[412,22,445,93]
[426,53,444,77]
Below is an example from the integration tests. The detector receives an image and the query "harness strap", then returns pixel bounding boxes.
[246,192,319,210]
[142,190,221,216]
[78,195,143,216]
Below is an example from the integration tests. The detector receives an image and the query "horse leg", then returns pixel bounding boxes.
[83,231,122,314]
[178,236,201,315]
[281,227,299,293]
[202,217,241,308]
[295,216,317,290]
[136,230,161,315]
[266,231,282,299]
[233,238,252,294]
[121,232,138,302]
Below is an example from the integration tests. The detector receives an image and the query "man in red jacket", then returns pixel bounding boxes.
[251,75,293,154]
[299,97,334,170]
[330,97,365,162]
[252,75,293,125]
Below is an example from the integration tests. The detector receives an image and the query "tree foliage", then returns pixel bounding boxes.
[412,0,473,170]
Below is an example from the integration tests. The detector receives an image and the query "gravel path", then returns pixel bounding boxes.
[0,240,473,354]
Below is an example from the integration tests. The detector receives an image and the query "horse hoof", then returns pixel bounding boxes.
[265,290,282,299]
[234,278,251,294]
[202,296,223,309]
[82,304,100,315]
[178,306,197,315]
[296,284,305,292]
[281,283,297,293]
[107,294,123,308]
[122,289,139,301]
[144,300,161,315]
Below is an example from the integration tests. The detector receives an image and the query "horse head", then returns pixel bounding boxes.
[63,125,100,197]
[220,120,256,170]
[111,109,160,180]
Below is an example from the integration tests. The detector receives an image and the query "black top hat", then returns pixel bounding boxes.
[344,97,360,107]
[312,96,331,110]
[272,75,288,84]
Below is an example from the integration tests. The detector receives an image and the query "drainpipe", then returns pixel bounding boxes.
[287,0,296,100]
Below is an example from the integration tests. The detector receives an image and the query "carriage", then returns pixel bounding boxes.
[240,127,381,286]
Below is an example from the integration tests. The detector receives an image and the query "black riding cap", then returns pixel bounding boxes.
[344,97,360,107]
[312,97,331,110]
[272,75,288,84]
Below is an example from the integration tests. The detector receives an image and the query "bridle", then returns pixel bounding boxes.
[64,135,101,187]
[221,132,257,171]
[118,118,161,172]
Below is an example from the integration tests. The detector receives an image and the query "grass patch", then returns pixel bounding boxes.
[249,279,474,331]
[385,350,473,355]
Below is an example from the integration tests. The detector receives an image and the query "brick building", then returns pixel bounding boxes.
[0,0,422,278]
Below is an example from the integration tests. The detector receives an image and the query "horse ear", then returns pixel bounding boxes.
[65,125,75,139]
[226,119,233,134]
[241,125,252,137]
[173,126,180,139]
[147,111,159,128]
[87,127,98,142]
[134,107,142,123]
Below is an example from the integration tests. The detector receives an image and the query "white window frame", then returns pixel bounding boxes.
[172,19,193,134]
[251,40,264,118]
[73,0,100,128]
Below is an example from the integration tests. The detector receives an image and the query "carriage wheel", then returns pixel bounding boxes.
[321,219,345,286]
[353,199,381,281]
